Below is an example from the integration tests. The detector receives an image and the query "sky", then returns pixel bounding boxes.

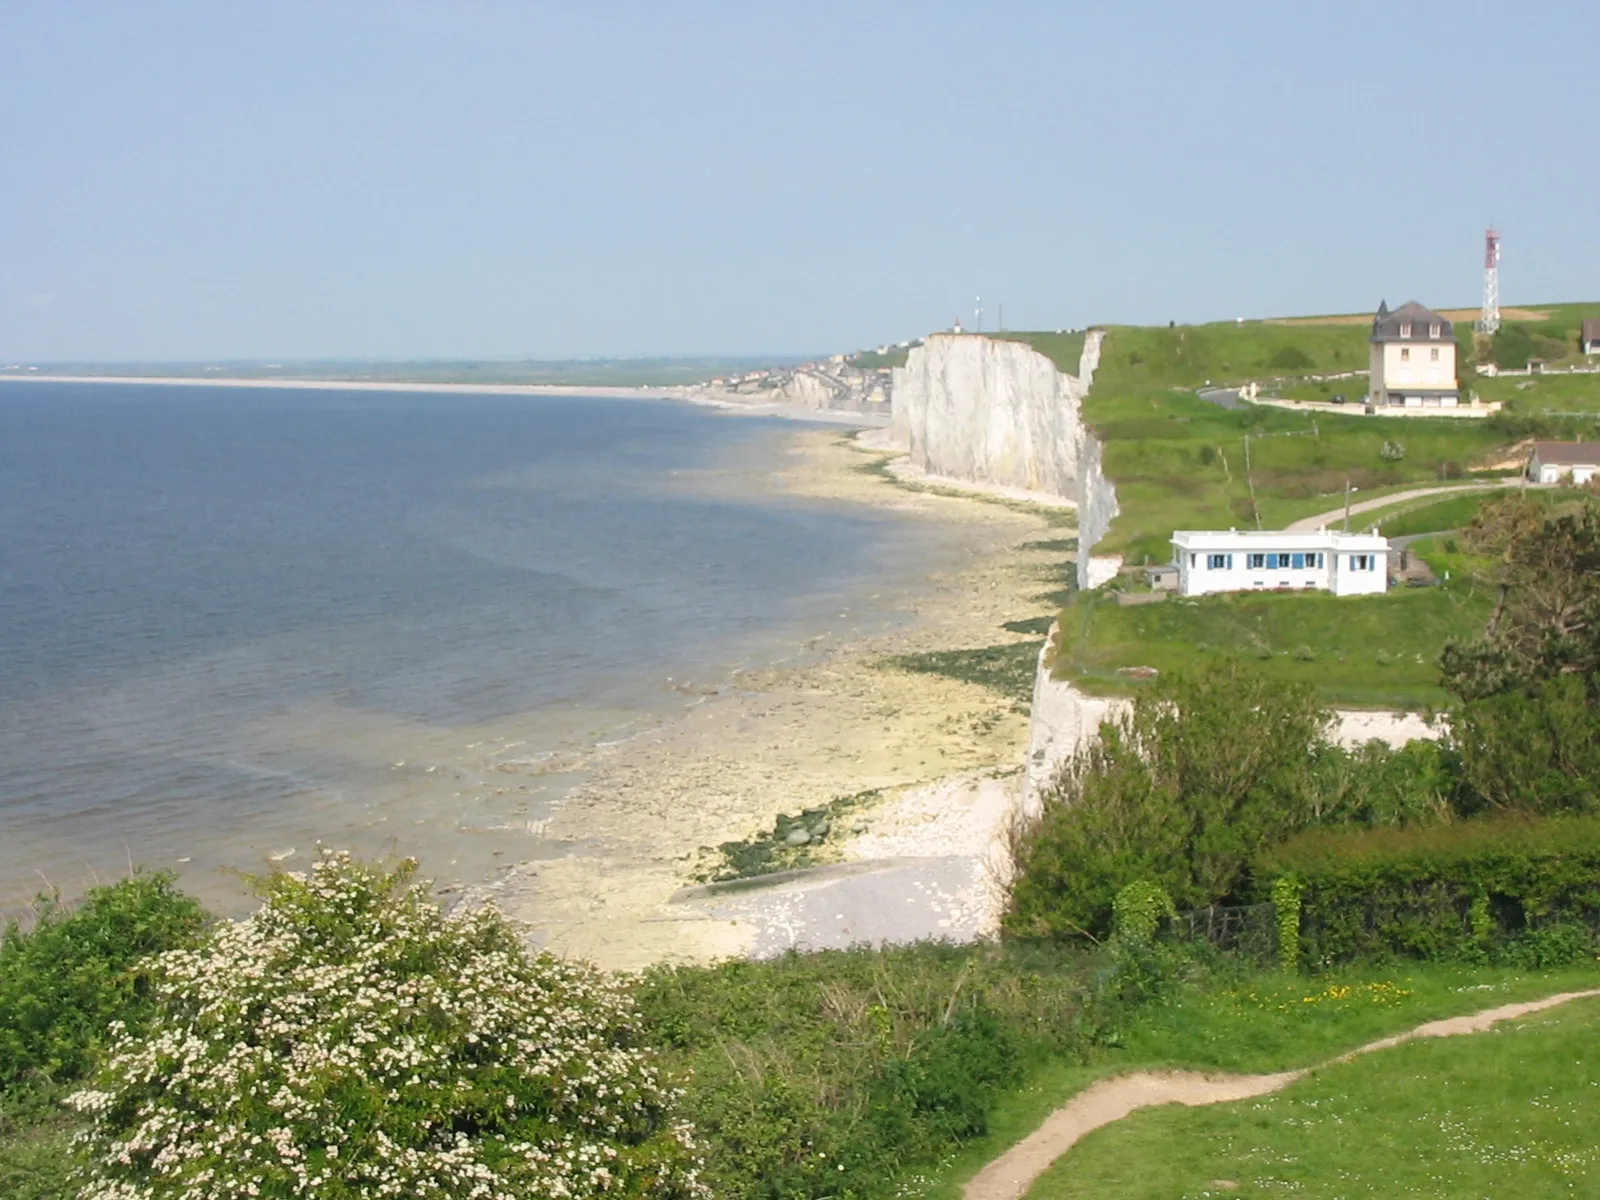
[1,1,1595,362]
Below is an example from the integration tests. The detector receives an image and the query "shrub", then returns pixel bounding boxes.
[1259,815,1600,967]
[1267,346,1313,370]
[1006,660,1330,941]
[634,942,1097,1199]
[0,872,206,1092]
[68,850,707,1200]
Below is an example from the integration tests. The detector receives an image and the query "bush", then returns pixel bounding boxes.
[1259,815,1600,967]
[0,872,206,1093]
[1267,345,1313,370]
[634,942,1098,1199]
[68,850,707,1200]
[1006,661,1330,941]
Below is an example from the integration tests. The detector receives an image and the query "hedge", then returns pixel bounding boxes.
[1257,815,1600,967]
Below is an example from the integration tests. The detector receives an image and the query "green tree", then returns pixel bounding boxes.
[1005,661,1330,941]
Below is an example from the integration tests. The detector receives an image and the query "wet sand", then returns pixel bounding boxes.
[482,431,1074,970]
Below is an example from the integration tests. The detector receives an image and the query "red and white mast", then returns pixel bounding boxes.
[1476,228,1501,335]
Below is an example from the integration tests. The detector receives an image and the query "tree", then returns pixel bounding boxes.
[1442,496,1600,701]
[1440,494,1600,814]
[1005,660,1330,941]
[69,851,708,1200]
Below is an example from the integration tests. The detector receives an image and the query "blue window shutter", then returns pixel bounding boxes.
[1291,553,1305,570]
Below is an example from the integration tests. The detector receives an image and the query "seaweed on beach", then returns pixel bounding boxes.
[883,638,1045,708]
[700,789,885,882]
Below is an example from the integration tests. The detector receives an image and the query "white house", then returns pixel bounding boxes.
[1368,301,1460,409]
[1171,530,1390,598]
[1527,441,1600,485]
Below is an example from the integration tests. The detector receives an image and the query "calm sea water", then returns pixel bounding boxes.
[0,383,939,912]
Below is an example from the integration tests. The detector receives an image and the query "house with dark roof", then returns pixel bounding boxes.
[1581,319,1600,356]
[1528,442,1600,486]
[1368,301,1459,408]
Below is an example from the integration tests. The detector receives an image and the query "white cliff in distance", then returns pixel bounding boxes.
[891,332,1118,590]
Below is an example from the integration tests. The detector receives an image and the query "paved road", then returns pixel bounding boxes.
[1285,480,1526,533]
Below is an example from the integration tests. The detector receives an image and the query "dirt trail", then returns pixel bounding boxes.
[963,988,1600,1200]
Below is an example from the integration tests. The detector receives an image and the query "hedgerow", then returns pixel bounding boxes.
[1259,815,1600,967]
[67,850,708,1200]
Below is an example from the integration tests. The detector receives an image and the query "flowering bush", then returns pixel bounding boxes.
[68,851,707,1200]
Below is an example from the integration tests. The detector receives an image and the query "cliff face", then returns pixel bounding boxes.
[892,332,1116,589]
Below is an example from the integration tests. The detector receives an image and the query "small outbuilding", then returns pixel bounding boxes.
[1171,530,1390,598]
[1581,319,1600,356]
[1527,441,1600,486]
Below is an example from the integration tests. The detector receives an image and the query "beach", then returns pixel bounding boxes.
[478,429,1075,970]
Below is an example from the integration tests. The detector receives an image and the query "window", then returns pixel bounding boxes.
[1207,553,1232,570]
[1248,553,1266,569]
[1429,323,1441,338]
[1351,553,1378,572]
[1399,322,1412,338]
[1400,348,1410,361]
[1430,348,1440,362]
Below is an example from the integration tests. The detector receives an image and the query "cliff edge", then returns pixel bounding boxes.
[891,332,1118,590]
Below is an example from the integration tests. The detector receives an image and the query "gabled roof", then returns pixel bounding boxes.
[1531,441,1600,466]
[1581,318,1600,342]
[1371,300,1454,343]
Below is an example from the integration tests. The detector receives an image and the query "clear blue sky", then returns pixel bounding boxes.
[2,1,1594,361]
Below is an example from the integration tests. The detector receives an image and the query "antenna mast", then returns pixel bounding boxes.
[1476,228,1501,335]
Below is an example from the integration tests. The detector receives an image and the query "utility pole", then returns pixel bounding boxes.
[998,302,1004,332]
[1343,478,1353,532]
[975,296,983,333]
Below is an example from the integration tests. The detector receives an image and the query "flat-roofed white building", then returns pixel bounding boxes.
[1171,530,1390,598]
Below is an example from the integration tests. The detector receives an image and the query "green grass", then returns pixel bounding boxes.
[0,1088,81,1200]
[850,344,914,370]
[991,331,1090,376]
[1025,993,1600,1199]
[1476,369,1600,415]
[1362,488,1500,536]
[918,958,1600,1200]
[1055,586,1493,707]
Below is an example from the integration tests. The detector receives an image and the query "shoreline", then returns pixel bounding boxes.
[0,372,893,428]
[477,429,1076,970]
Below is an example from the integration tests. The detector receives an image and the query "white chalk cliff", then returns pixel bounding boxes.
[891,332,1118,590]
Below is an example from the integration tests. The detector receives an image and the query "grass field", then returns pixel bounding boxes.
[1025,994,1600,1199]
[1055,585,1493,708]
[1075,321,1514,566]
[918,959,1600,1200]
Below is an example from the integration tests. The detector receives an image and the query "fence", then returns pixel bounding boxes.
[1165,901,1278,964]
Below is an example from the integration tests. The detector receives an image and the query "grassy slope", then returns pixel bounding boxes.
[918,959,1600,1200]
[1057,586,1492,708]
[1035,316,1535,704]
[1026,993,1600,1199]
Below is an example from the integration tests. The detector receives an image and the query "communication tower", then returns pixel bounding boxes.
[1476,228,1501,335]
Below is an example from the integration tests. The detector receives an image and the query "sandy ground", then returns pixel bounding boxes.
[481,430,1072,970]
[963,988,1600,1200]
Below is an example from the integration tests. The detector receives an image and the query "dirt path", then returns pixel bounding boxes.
[963,987,1600,1200]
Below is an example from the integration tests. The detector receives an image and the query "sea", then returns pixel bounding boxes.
[0,382,949,914]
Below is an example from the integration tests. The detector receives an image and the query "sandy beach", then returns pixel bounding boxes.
[478,430,1075,970]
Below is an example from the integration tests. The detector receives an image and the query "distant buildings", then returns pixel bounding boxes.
[1581,319,1600,356]
[1170,530,1390,598]
[1527,442,1600,486]
[1368,301,1459,409]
